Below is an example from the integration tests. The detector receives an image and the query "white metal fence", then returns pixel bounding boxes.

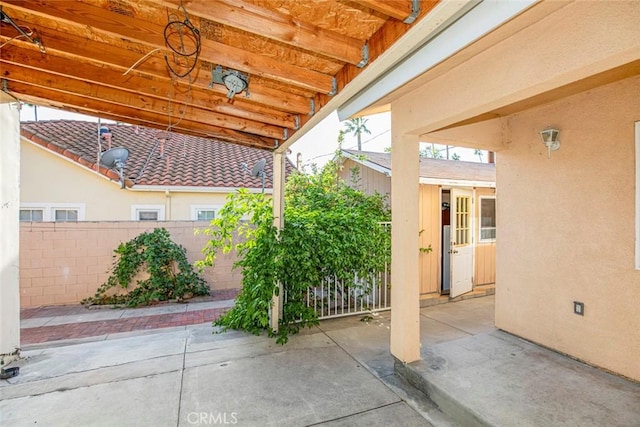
[304,267,391,319]
[303,221,391,320]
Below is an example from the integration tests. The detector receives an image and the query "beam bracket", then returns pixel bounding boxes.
[403,0,421,24]
[309,98,315,116]
[294,115,300,130]
[283,128,288,140]
[328,77,338,97]
[356,43,369,68]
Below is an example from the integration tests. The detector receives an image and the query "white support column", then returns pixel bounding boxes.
[0,100,21,364]
[269,151,286,331]
[390,131,421,363]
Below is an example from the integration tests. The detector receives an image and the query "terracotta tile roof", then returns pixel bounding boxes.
[21,121,294,189]
[343,150,495,183]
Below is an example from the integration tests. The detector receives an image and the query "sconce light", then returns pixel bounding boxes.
[540,128,560,158]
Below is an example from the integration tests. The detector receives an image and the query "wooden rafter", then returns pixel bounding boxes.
[357,0,416,22]
[0,4,315,115]
[8,82,277,148]
[157,0,365,65]
[1,61,287,140]
[6,0,335,93]
[0,0,437,151]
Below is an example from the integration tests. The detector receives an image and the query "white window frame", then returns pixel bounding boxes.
[20,207,45,222]
[131,204,165,221]
[478,196,496,243]
[20,203,85,222]
[190,205,221,221]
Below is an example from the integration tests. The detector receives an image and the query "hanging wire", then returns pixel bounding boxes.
[163,3,201,79]
[122,48,162,76]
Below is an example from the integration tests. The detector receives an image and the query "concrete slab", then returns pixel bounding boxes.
[420,296,495,336]
[0,371,181,427]
[20,317,54,328]
[43,309,126,326]
[313,402,431,426]
[119,304,188,318]
[322,310,471,379]
[184,330,334,369]
[321,317,393,378]
[178,334,401,426]
[185,299,235,311]
[419,317,472,346]
[6,330,187,383]
[398,330,640,427]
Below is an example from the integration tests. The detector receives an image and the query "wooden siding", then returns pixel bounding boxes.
[340,158,391,203]
[342,158,496,294]
[475,243,496,285]
[419,185,441,294]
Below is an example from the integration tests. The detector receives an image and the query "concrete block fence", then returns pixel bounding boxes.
[19,221,240,308]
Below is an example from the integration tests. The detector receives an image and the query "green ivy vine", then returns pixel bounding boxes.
[198,150,390,344]
[83,227,209,307]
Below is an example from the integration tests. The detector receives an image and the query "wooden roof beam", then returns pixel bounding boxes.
[156,0,365,65]
[8,82,278,149]
[1,61,287,140]
[5,0,336,94]
[357,0,419,23]
[0,34,310,117]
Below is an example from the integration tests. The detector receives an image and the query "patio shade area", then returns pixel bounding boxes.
[0,0,437,149]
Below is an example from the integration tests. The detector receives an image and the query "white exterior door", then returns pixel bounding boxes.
[450,188,474,298]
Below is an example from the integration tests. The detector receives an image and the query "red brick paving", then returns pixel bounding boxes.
[21,307,230,344]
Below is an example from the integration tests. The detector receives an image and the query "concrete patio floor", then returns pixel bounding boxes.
[1,295,639,426]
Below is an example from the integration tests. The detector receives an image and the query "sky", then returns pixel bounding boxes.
[19,105,484,169]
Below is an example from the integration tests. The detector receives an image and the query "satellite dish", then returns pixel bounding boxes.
[101,147,129,189]
[251,158,266,177]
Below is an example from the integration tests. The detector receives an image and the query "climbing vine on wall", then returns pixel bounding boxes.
[83,228,209,307]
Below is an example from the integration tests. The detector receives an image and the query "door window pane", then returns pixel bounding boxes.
[456,196,471,245]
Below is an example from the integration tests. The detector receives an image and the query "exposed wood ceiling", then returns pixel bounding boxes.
[0,0,436,150]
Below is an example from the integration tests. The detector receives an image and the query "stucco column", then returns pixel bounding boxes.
[269,151,285,331]
[0,100,21,364]
[390,132,421,363]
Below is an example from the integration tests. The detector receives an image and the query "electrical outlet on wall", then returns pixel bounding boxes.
[573,301,584,316]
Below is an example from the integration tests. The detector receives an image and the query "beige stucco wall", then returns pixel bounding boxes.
[19,221,241,307]
[0,100,21,360]
[496,75,640,381]
[21,140,231,221]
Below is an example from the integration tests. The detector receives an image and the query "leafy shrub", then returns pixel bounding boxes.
[198,153,390,343]
[83,228,209,307]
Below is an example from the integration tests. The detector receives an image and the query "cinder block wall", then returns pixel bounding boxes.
[19,221,241,307]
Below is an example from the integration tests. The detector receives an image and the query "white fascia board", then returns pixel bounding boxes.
[341,151,391,176]
[129,185,272,194]
[275,0,473,153]
[338,0,538,121]
[419,177,495,188]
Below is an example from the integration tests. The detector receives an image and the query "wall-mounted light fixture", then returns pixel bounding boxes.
[540,128,560,158]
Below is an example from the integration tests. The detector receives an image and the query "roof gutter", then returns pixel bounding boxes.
[419,177,495,188]
[275,0,476,153]
[129,185,272,194]
[337,0,539,121]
